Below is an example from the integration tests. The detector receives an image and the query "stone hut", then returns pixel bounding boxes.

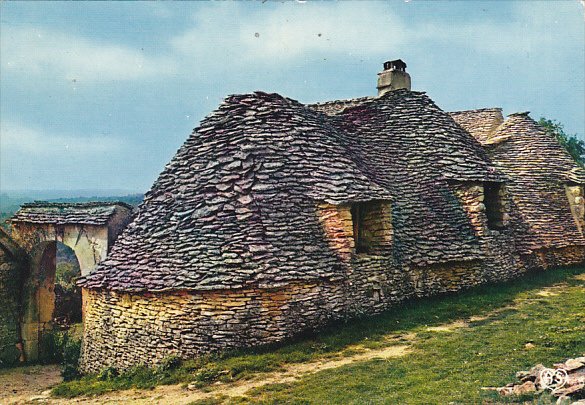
[78,61,585,372]
[450,109,585,266]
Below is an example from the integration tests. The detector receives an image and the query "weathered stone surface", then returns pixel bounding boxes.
[80,90,505,293]
[76,89,585,373]
[493,357,585,401]
[6,202,134,363]
[11,203,133,277]
[11,202,133,227]
[452,110,585,252]
[450,108,505,144]
[0,229,26,367]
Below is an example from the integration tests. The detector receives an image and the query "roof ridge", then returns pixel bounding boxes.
[309,89,428,107]
[507,111,530,117]
[450,107,502,114]
[308,95,374,107]
[20,201,133,209]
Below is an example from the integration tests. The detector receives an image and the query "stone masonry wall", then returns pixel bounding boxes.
[79,250,526,373]
[532,246,585,269]
[566,185,585,234]
[11,222,109,276]
[0,248,22,367]
[80,188,585,372]
[81,283,345,372]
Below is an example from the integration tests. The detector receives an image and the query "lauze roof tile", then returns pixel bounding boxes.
[80,89,511,292]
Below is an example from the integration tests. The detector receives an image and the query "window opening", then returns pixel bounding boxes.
[484,183,506,230]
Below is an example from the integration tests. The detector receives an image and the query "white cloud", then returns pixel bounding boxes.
[3,3,580,85]
[1,26,176,82]
[0,121,127,156]
[168,1,583,76]
[171,3,408,67]
[428,1,583,55]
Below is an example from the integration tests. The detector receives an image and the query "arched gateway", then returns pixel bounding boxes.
[4,202,133,362]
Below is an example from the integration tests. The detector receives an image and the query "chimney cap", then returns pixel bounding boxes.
[383,59,407,71]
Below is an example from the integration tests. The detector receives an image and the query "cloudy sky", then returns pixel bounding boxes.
[1,1,584,194]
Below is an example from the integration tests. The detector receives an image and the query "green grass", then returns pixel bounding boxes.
[51,266,585,403]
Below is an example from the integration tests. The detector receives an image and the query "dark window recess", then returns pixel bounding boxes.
[484,183,506,230]
[352,202,385,254]
[351,204,369,253]
[350,201,392,255]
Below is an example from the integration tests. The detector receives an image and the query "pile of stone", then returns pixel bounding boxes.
[490,357,585,403]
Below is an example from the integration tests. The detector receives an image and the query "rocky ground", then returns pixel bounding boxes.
[486,356,585,404]
[0,364,61,404]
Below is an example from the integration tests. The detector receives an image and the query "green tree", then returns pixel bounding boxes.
[538,117,585,166]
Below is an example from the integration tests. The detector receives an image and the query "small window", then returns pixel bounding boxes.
[351,203,370,254]
[484,183,506,230]
[350,201,392,254]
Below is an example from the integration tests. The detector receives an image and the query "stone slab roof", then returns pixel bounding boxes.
[324,91,506,266]
[449,108,504,144]
[11,202,132,226]
[80,90,505,293]
[309,96,374,115]
[484,113,585,250]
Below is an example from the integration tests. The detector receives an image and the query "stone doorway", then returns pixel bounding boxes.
[20,241,81,362]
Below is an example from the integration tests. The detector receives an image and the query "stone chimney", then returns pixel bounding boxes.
[377,59,411,96]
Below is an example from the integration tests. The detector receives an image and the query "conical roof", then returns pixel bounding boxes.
[483,113,585,250]
[323,90,503,265]
[81,90,504,292]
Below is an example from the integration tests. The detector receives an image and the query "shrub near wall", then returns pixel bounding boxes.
[0,248,22,367]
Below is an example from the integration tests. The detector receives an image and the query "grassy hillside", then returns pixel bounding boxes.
[51,266,585,404]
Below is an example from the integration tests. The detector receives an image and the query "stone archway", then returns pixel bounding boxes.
[7,201,133,362]
[21,241,56,362]
[20,241,82,362]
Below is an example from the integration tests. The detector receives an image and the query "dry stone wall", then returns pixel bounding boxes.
[0,245,23,367]
[80,243,581,374]
[81,182,585,373]
[566,185,585,233]
[532,246,585,269]
[80,283,343,372]
[78,93,585,373]
[81,265,417,373]
[78,243,540,374]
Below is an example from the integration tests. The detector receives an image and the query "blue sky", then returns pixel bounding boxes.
[1,1,584,194]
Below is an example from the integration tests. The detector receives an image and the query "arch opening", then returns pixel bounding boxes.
[21,241,82,362]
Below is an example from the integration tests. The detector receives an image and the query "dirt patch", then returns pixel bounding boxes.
[535,284,565,297]
[46,345,410,405]
[426,320,468,332]
[469,306,515,323]
[0,364,62,404]
[536,290,559,297]
[574,273,585,281]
